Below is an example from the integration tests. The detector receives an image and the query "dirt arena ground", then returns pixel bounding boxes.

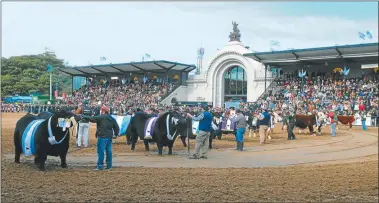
[1,113,378,202]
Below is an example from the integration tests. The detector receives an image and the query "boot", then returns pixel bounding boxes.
[240,142,244,151]
[236,142,240,150]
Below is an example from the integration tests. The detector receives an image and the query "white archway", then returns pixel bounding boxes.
[207,52,255,107]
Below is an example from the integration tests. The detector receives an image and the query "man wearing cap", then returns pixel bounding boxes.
[83,105,120,170]
[187,105,213,159]
[233,109,247,151]
[257,108,271,144]
[286,105,297,140]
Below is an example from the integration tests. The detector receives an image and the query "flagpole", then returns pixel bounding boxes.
[50,72,52,101]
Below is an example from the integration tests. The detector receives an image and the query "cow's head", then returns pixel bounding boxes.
[52,110,82,129]
[167,110,191,147]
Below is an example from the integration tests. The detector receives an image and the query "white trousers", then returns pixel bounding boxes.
[77,122,90,147]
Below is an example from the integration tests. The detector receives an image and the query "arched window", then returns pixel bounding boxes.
[224,66,247,96]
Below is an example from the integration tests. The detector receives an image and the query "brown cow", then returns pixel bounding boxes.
[337,115,355,130]
[295,114,317,135]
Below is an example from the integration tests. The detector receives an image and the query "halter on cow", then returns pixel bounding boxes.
[14,110,82,171]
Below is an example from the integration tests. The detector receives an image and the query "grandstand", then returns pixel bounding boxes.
[244,43,378,79]
[59,60,196,91]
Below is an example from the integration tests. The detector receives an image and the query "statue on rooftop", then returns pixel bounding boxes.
[229,21,241,42]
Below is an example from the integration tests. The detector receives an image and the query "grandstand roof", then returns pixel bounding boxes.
[59,60,197,77]
[243,43,379,67]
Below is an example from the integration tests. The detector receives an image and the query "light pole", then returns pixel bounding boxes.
[47,64,53,101]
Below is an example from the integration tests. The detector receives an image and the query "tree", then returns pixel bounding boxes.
[1,52,73,96]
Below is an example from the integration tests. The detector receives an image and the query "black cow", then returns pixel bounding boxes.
[14,110,82,171]
[127,111,189,155]
[38,111,54,119]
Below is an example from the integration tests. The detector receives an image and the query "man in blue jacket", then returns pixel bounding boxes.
[257,108,271,144]
[187,105,213,159]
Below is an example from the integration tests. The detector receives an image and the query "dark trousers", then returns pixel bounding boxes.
[287,123,296,140]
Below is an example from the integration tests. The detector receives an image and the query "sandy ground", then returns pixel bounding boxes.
[1,112,378,202]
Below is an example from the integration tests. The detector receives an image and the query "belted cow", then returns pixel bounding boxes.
[126,111,190,155]
[14,110,82,171]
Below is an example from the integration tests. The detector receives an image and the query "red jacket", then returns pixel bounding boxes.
[359,104,365,111]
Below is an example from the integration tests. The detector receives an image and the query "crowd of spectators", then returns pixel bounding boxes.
[2,70,378,125]
[251,70,379,119]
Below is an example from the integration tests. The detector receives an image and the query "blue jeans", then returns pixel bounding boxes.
[236,128,246,142]
[362,120,367,131]
[97,137,112,169]
[330,123,336,137]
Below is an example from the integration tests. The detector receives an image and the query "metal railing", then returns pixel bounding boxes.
[256,78,279,101]
[159,84,181,102]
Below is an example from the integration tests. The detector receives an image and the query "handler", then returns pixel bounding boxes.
[187,105,213,159]
[234,109,247,151]
[83,105,120,170]
[257,108,271,144]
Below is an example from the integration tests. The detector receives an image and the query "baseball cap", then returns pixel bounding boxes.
[101,106,110,113]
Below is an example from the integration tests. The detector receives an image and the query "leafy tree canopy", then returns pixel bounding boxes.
[1,52,73,96]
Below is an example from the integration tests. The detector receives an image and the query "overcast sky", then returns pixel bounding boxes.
[2,2,378,69]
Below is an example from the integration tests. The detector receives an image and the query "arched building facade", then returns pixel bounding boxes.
[161,40,271,107]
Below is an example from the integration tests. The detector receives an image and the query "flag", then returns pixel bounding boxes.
[47,64,53,72]
[358,32,366,40]
[111,115,132,136]
[343,66,350,76]
[366,31,373,40]
[270,40,280,47]
[145,53,151,58]
[298,69,306,78]
[100,57,106,61]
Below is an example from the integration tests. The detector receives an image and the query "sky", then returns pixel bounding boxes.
[2,2,378,70]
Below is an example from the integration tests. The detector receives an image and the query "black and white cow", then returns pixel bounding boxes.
[14,110,82,171]
[126,111,190,155]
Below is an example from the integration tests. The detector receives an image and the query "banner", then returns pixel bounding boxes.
[225,101,240,109]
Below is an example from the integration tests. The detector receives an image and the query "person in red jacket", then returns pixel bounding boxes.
[359,102,365,112]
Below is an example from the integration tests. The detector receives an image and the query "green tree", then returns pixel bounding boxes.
[1,52,73,96]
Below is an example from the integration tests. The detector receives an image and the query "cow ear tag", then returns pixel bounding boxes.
[65,119,71,128]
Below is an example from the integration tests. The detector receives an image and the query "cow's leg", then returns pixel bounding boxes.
[126,134,131,145]
[157,143,163,156]
[349,122,352,130]
[60,150,68,168]
[217,131,222,140]
[34,155,41,165]
[38,153,47,171]
[168,142,174,155]
[180,136,187,147]
[130,135,137,151]
[308,125,315,136]
[209,137,213,149]
[249,129,252,138]
[14,131,21,164]
[144,140,150,151]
